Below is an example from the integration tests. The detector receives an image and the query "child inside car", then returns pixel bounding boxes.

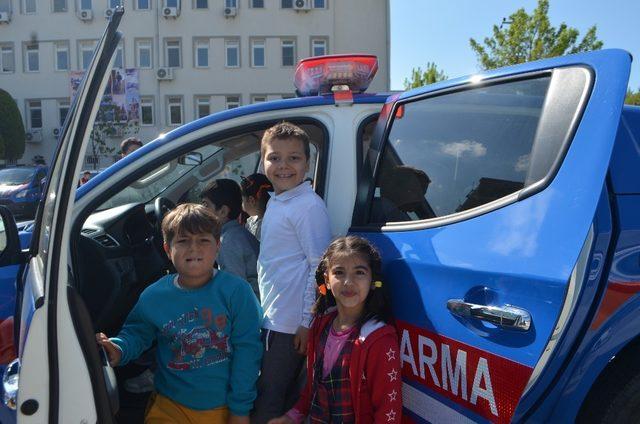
[240,173,273,242]
[97,203,262,424]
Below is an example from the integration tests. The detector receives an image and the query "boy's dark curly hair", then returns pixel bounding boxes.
[314,235,392,326]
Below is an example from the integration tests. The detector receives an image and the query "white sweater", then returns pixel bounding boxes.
[257,182,331,334]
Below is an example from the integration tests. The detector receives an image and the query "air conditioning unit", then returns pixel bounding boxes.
[77,9,93,21]
[156,67,173,80]
[104,8,115,19]
[53,128,60,137]
[224,6,237,17]
[293,0,309,11]
[0,11,11,23]
[162,7,178,17]
[25,129,43,143]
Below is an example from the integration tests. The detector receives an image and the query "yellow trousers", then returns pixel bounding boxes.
[145,392,229,424]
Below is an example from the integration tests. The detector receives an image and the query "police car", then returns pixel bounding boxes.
[1,9,639,423]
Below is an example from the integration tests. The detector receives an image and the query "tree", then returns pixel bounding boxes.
[0,89,26,162]
[403,62,448,89]
[626,88,640,106]
[469,0,603,70]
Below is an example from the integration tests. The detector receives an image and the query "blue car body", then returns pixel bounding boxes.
[0,166,48,219]
[2,43,640,423]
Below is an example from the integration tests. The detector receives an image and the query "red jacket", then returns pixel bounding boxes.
[293,310,403,423]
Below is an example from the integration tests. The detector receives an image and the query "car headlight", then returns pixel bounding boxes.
[14,190,28,199]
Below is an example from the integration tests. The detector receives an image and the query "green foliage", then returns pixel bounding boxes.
[404,62,448,89]
[626,88,640,106]
[0,89,26,161]
[469,0,603,70]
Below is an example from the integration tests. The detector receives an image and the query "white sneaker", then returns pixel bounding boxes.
[124,369,155,393]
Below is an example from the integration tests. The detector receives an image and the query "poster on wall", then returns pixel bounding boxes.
[70,68,140,125]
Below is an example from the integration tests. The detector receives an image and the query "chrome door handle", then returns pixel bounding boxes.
[447,299,532,331]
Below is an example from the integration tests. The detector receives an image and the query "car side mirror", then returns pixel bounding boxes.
[0,206,23,267]
[178,152,203,166]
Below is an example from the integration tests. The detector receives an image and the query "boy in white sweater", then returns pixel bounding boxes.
[252,122,331,423]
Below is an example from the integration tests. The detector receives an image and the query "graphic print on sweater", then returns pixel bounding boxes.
[160,306,231,370]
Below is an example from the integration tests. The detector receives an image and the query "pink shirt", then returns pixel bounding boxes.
[286,325,356,423]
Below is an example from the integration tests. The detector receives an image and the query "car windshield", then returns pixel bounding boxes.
[0,168,36,185]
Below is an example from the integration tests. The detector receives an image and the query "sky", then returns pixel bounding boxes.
[389,0,640,91]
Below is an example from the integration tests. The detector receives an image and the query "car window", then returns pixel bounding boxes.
[368,77,552,224]
[0,168,36,185]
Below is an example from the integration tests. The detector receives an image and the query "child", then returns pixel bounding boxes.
[268,236,402,423]
[240,173,273,241]
[97,203,262,424]
[201,178,260,298]
[252,122,332,422]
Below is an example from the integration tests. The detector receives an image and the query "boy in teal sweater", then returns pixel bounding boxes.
[97,203,262,424]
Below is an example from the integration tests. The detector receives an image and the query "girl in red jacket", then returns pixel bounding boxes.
[268,235,402,423]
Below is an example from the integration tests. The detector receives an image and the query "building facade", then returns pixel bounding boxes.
[0,0,389,168]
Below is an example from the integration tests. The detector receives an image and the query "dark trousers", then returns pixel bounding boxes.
[251,329,306,424]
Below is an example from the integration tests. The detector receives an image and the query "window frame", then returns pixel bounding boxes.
[225,39,240,68]
[195,96,211,119]
[79,0,92,10]
[225,95,240,109]
[57,99,70,127]
[135,0,151,10]
[23,0,36,14]
[251,95,267,103]
[140,96,155,126]
[54,41,70,71]
[164,38,182,68]
[108,0,122,8]
[113,41,125,68]
[351,68,594,231]
[24,43,39,72]
[135,38,153,69]
[280,0,292,8]
[167,95,184,126]
[194,39,209,68]
[249,0,264,8]
[79,39,98,71]
[0,44,15,73]
[52,0,67,12]
[251,38,265,68]
[281,39,295,67]
[27,100,43,129]
[225,0,236,7]
[312,0,325,8]
[194,0,207,9]
[310,37,327,57]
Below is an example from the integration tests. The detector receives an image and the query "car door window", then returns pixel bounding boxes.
[368,77,554,224]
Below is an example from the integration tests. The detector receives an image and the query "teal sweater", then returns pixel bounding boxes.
[111,271,263,415]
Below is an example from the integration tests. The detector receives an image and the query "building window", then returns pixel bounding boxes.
[136,0,150,9]
[114,42,124,68]
[281,0,292,7]
[194,0,207,8]
[225,0,236,7]
[141,96,154,125]
[281,93,295,99]
[251,39,265,67]
[311,38,326,57]
[135,39,152,68]
[165,0,179,7]
[23,0,36,13]
[58,99,70,127]
[225,39,239,68]
[281,40,295,67]
[194,39,209,68]
[55,42,69,71]
[108,0,122,8]
[53,0,67,12]
[167,96,183,126]
[195,96,210,119]
[25,44,39,72]
[164,39,181,68]
[312,0,324,8]
[27,100,42,129]
[80,40,97,70]
[251,95,266,103]
[80,0,92,10]
[250,0,263,7]
[226,96,240,109]
[0,45,15,73]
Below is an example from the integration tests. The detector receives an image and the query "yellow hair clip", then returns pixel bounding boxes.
[373,281,383,288]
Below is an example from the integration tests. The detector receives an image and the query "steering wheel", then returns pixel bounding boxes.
[153,197,176,264]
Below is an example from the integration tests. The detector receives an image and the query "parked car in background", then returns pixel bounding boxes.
[1,10,640,424]
[0,166,48,219]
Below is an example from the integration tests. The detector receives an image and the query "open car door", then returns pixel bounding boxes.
[351,49,631,423]
[8,9,124,424]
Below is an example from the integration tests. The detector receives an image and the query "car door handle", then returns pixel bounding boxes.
[447,299,532,331]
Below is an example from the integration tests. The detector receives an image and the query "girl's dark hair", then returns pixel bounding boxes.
[240,173,273,214]
[314,235,392,326]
